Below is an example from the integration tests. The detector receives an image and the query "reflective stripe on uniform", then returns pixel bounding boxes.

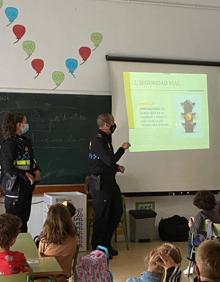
[14,160,30,170]
[5,195,19,199]
[14,160,30,165]
[14,165,30,170]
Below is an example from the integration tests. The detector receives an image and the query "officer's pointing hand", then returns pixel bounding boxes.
[118,165,125,173]
[122,142,131,150]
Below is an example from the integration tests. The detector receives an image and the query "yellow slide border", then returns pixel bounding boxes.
[123,72,135,128]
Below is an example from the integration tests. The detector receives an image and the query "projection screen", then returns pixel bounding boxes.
[107,57,220,193]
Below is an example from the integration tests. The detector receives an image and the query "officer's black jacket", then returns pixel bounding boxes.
[89,129,125,176]
[0,135,39,193]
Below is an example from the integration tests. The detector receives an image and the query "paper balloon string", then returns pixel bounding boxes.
[0,0,3,9]
[90,32,103,51]
[22,40,36,60]
[13,24,26,44]
[52,71,65,90]
[31,58,44,79]
[79,46,91,65]
[5,7,18,26]
[65,58,78,78]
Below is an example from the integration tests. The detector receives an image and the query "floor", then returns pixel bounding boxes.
[109,241,194,282]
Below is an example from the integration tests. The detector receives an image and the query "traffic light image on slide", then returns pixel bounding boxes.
[181,100,196,133]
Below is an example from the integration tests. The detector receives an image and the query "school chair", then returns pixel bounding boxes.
[0,273,28,282]
[87,197,94,250]
[186,219,220,277]
[28,275,56,281]
[72,244,80,274]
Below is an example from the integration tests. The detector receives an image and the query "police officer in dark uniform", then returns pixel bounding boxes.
[0,112,40,232]
[88,113,130,257]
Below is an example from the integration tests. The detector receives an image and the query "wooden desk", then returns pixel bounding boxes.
[28,257,63,277]
[12,233,63,277]
[12,233,38,259]
[0,273,28,282]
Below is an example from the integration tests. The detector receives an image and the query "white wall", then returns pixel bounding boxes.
[1,192,220,240]
[0,194,202,239]
[1,0,220,93]
[0,195,44,238]
[125,193,220,239]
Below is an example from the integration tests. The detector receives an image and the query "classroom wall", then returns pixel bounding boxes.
[1,0,220,93]
[1,0,220,239]
[0,195,203,239]
[1,193,220,240]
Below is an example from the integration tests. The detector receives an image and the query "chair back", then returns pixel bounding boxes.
[205,219,220,239]
[72,244,80,274]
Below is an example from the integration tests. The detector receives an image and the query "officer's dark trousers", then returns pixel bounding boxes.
[89,175,123,250]
[5,186,33,233]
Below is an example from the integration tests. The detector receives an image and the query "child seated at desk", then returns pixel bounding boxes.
[0,213,31,275]
[183,190,220,275]
[39,203,77,282]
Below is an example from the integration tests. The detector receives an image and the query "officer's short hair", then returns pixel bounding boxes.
[97,113,114,127]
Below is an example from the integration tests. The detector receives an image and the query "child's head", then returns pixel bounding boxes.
[145,243,182,273]
[40,203,76,245]
[196,240,220,281]
[0,213,22,249]
[62,201,76,218]
[156,243,182,264]
[193,191,216,211]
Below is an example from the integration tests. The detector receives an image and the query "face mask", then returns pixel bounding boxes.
[21,123,29,134]
[110,123,117,133]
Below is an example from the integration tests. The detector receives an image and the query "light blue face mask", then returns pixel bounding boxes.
[21,123,29,134]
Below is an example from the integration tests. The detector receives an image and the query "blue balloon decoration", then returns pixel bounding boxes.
[65,58,78,78]
[5,7,18,26]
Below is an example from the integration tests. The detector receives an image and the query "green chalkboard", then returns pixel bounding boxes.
[0,92,111,184]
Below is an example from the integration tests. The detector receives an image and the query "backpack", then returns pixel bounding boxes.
[159,215,189,242]
[74,246,113,282]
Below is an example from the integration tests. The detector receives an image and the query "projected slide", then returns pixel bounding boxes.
[123,72,209,152]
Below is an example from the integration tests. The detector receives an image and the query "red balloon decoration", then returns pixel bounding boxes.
[13,24,26,44]
[31,59,44,79]
[79,47,91,65]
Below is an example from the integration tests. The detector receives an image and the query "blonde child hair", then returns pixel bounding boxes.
[196,240,220,281]
[40,203,76,244]
[39,204,77,282]
[145,243,182,273]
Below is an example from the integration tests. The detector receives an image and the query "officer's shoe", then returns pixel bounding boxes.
[109,245,118,256]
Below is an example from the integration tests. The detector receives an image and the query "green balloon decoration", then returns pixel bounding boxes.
[22,40,36,60]
[52,71,65,90]
[0,0,3,8]
[90,32,103,50]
